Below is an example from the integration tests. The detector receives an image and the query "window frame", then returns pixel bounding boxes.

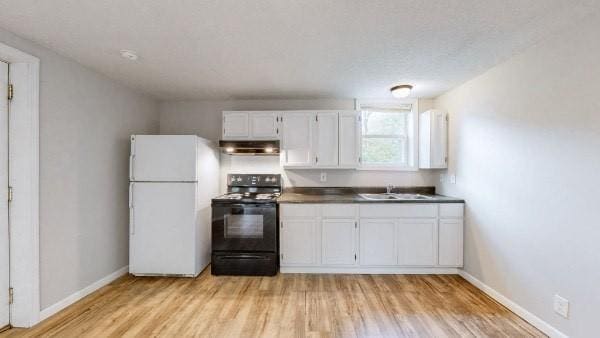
[355,98,419,171]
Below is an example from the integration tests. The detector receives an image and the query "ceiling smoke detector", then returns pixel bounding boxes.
[119,49,139,61]
[390,84,413,98]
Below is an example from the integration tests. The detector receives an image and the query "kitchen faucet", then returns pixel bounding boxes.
[387,184,394,194]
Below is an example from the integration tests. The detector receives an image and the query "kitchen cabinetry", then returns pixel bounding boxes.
[280,202,464,273]
[314,112,339,167]
[280,112,315,167]
[321,219,357,265]
[280,217,317,266]
[397,219,437,266]
[338,111,360,168]
[419,109,448,169]
[222,111,279,140]
[360,219,397,266]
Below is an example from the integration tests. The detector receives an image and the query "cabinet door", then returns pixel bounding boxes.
[397,219,437,266]
[281,112,314,167]
[339,111,359,168]
[430,110,448,168]
[280,218,317,266]
[438,219,463,266]
[223,112,249,139]
[359,219,397,266]
[250,112,279,139]
[322,219,356,265]
[314,112,339,167]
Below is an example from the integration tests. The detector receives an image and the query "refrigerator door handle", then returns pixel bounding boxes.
[129,155,135,180]
[129,183,135,235]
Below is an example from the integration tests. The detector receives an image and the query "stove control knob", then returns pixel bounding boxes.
[265,177,271,182]
[237,177,242,182]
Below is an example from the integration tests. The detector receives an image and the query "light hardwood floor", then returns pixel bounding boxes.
[2,269,544,337]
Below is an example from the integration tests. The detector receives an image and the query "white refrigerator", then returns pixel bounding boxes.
[129,135,219,276]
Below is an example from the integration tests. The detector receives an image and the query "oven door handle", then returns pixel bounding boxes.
[218,255,271,260]
[224,204,274,209]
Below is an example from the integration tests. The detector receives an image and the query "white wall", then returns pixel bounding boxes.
[434,11,600,337]
[160,99,439,192]
[0,28,160,310]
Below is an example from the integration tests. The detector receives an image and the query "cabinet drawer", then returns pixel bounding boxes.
[439,204,464,218]
[321,204,357,218]
[359,204,438,218]
[280,204,318,218]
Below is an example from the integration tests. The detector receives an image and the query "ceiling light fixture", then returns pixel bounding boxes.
[119,49,139,61]
[225,147,235,153]
[264,147,274,153]
[390,84,413,98]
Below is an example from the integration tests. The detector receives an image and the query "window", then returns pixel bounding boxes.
[358,100,417,170]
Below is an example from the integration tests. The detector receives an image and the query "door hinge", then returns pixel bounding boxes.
[7,84,13,101]
[8,186,13,203]
[8,287,13,304]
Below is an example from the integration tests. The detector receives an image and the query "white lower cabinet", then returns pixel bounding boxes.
[359,219,397,266]
[280,203,464,272]
[280,218,317,266]
[321,219,357,265]
[438,218,464,267]
[397,219,437,266]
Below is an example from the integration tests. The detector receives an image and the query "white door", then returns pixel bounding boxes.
[0,61,10,328]
[322,219,356,265]
[222,112,249,139]
[314,112,338,167]
[280,218,316,265]
[397,219,437,266]
[249,112,279,139]
[281,112,314,167]
[131,135,198,182]
[339,111,359,168]
[360,219,397,266]
[438,219,464,266]
[130,182,197,275]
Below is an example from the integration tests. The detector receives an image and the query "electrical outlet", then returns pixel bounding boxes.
[554,295,569,318]
[449,174,456,184]
[320,172,327,182]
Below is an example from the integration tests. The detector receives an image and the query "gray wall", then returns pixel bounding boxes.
[160,99,440,192]
[0,28,160,310]
[434,11,600,337]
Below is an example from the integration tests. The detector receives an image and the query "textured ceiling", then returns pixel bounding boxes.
[0,0,598,100]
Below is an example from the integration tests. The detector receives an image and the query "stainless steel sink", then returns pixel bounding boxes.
[359,193,433,201]
[359,193,400,200]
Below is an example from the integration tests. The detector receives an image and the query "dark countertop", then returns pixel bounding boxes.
[276,187,464,204]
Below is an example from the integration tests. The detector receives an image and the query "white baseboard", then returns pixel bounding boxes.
[280,266,459,274]
[39,266,129,322]
[458,270,567,338]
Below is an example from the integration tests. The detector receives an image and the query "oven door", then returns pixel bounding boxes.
[212,203,277,252]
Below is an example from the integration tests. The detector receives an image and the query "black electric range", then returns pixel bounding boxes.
[211,174,281,276]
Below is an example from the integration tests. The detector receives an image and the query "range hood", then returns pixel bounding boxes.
[219,140,280,155]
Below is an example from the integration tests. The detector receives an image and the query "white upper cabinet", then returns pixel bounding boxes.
[222,111,279,140]
[281,112,315,167]
[419,109,448,169]
[314,112,339,167]
[250,112,280,139]
[338,111,360,168]
[222,112,250,139]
